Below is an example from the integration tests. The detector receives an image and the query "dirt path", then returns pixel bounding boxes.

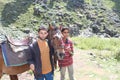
[1,49,119,80]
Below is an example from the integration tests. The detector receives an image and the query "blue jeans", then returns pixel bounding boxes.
[35,72,53,80]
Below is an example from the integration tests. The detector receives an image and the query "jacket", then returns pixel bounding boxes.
[27,40,54,78]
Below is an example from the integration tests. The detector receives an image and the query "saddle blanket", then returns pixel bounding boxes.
[1,42,30,67]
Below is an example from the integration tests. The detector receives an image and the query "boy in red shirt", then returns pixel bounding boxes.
[58,27,74,80]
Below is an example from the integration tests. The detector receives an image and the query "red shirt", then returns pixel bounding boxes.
[58,39,73,67]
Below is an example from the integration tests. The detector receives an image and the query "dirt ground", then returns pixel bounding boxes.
[1,49,119,80]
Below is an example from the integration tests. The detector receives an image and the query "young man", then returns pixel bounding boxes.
[27,26,54,80]
[58,27,74,80]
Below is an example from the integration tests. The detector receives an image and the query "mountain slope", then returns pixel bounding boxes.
[0,0,120,37]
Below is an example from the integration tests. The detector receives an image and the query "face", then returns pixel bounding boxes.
[38,30,48,40]
[62,29,69,38]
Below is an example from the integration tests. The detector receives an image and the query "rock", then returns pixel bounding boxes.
[55,5,62,9]
[48,12,53,16]
[91,25,100,33]
[79,28,94,37]
[114,34,120,38]
[90,21,102,34]
[74,22,83,29]
[69,24,80,36]
[33,0,48,4]
[56,12,63,16]
[41,3,48,9]
[86,13,97,21]
[77,13,84,18]
[114,23,120,27]
[104,27,117,37]
[22,29,30,34]
[97,33,111,38]
[33,7,46,15]
[63,13,71,17]
[100,7,106,11]
[21,2,28,6]
[31,19,39,24]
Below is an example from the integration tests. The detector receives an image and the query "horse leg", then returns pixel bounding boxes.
[0,72,2,79]
[9,75,18,80]
[54,55,58,69]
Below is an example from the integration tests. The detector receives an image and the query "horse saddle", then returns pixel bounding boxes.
[7,36,30,46]
[5,36,31,53]
[1,37,31,66]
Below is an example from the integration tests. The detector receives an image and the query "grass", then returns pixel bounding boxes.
[71,36,120,61]
[102,0,115,10]
[71,36,120,80]
[102,0,120,16]
[103,0,120,10]
[71,37,120,51]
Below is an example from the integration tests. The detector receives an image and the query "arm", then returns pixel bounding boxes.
[48,40,54,56]
[66,41,74,56]
[27,44,35,71]
[70,42,74,53]
[27,45,35,64]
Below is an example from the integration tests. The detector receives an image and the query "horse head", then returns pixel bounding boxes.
[48,24,65,60]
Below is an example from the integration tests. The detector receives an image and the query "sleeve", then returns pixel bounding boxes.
[48,40,54,56]
[51,46,54,56]
[27,44,35,65]
[70,41,74,53]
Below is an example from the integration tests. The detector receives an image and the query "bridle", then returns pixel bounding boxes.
[48,27,65,60]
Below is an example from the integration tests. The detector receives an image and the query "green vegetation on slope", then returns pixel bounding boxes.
[0,0,120,36]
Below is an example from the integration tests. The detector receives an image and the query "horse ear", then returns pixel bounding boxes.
[59,24,62,30]
[49,23,54,30]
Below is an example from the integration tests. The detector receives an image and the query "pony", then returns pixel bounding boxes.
[48,24,65,69]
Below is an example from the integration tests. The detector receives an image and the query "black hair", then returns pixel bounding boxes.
[38,26,48,32]
[61,27,69,32]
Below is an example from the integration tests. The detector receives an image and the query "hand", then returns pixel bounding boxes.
[65,46,71,52]
[67,48,72,52]
[65,48,72,53]
[70,52,74,56]
[30,64,35,71]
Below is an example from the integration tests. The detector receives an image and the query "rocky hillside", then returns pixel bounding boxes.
[0,0,120,38]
